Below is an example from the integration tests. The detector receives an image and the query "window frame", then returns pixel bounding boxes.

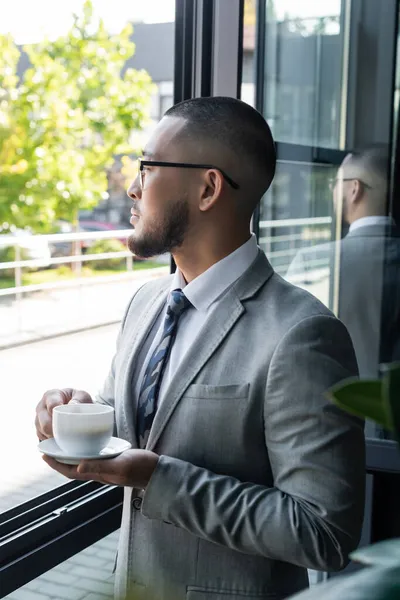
[0,482,123,597]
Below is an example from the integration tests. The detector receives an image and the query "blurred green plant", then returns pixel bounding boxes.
[0,0,153,234]
[89,238,126,269]
[288,363,400,599]
[0,245,30,277]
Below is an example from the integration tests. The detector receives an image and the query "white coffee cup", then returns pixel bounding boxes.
[53,403,115,456]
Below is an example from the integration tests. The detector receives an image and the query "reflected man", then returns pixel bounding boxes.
[288,146,400,380]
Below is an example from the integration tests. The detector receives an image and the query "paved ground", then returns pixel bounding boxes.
[1,325,122,599]
[6,531,119,600]
[0,324,123,512]
[0,266,168,349]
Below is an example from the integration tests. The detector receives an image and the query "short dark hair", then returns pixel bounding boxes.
[347,145,389,182]
[165,96,276,194]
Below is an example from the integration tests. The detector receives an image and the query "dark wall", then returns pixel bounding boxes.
[123,22,175,82]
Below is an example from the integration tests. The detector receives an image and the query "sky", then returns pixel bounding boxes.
[0,0,177,43]
[0,0,341,43]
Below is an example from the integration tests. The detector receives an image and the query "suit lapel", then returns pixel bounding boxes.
[145,288,244,450]
[146,251,274,451]
[117,282,170,447]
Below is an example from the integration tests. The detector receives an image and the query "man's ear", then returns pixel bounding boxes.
[350,179,363,205]
[199,169,224,212]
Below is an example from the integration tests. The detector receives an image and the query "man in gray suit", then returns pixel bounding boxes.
[287,147,400,380]
[36,98,365,600]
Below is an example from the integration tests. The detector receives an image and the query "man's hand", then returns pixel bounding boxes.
[42,450,159,489]
[35,388,93,441]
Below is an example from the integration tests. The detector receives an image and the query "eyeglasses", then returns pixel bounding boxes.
[137,158,240,190]
[328,177,373,192]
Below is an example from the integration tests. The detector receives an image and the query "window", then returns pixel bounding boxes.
[1,325,120,513]
[263,0,344,149]
[1,0,176,594]
[252,0,400,579]
[3,531,118,600]
[257,1,400,440]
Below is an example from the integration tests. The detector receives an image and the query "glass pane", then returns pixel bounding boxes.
[0,324,120,512]
[4,531,119,600]
[264,146,397,441]
[0,1,175,510]
[0,0,174,348]
[259,0,400,444]
[263,0,344,148]
[260,160,336,309]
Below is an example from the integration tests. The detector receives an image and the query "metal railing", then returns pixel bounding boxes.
[0,229,137,298]
[0,228,170,348]
[0,217,334,296]
[259,216,333,277]
[0,218,334,347]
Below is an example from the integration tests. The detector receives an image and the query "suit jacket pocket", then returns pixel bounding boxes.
[186,587,279,600]
[184,383,250,400]
[170,383,252,472]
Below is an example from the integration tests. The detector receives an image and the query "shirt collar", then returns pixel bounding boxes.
[170,234,259,312]
[349,216,395,233]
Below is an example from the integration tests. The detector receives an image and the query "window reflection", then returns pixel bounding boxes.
[263,0,344,148]
[285,147,398,374]
[283,147,400,440]
[260,0,400,442]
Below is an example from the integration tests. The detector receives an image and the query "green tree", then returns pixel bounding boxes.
[0,0,153,233]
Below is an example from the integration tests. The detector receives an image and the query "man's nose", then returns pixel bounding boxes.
[127,176,141,200]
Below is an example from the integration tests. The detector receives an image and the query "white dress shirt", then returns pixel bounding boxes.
[349,216,394,233]
[133,234,259,405]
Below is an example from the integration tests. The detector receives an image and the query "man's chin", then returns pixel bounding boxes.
[127,233,160,259]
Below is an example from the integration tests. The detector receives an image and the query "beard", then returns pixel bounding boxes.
[128,196,190,258]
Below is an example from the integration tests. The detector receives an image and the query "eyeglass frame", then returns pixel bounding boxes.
[137,158,240,190]
[328,177,373,192]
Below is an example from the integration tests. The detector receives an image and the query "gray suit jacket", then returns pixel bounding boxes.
[97,250,365,600]
[287,225,400,378]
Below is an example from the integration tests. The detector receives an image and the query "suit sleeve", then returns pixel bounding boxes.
[142,314,366,572]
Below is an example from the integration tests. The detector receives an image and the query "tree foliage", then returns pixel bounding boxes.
[0,0,153,233]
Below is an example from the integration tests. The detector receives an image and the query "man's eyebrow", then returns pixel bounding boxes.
[142,149,154,158]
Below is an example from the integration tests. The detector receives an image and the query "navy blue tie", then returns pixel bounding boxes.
[136,289,191,448]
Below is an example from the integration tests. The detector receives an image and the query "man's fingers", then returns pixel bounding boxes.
[42,455,87,480]
[70,390,93,404]
[78,460,105,475]
[36,388,93,440]
[46,389,72,413]
[36,389,67,438]
[35,414,47,441]
[42,456,107,484]
[36,406,54,438]
[78,460,110,484]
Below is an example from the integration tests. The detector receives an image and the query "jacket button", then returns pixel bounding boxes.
[132,497,142,510]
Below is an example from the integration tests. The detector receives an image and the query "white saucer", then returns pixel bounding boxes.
[38,437,132,465]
